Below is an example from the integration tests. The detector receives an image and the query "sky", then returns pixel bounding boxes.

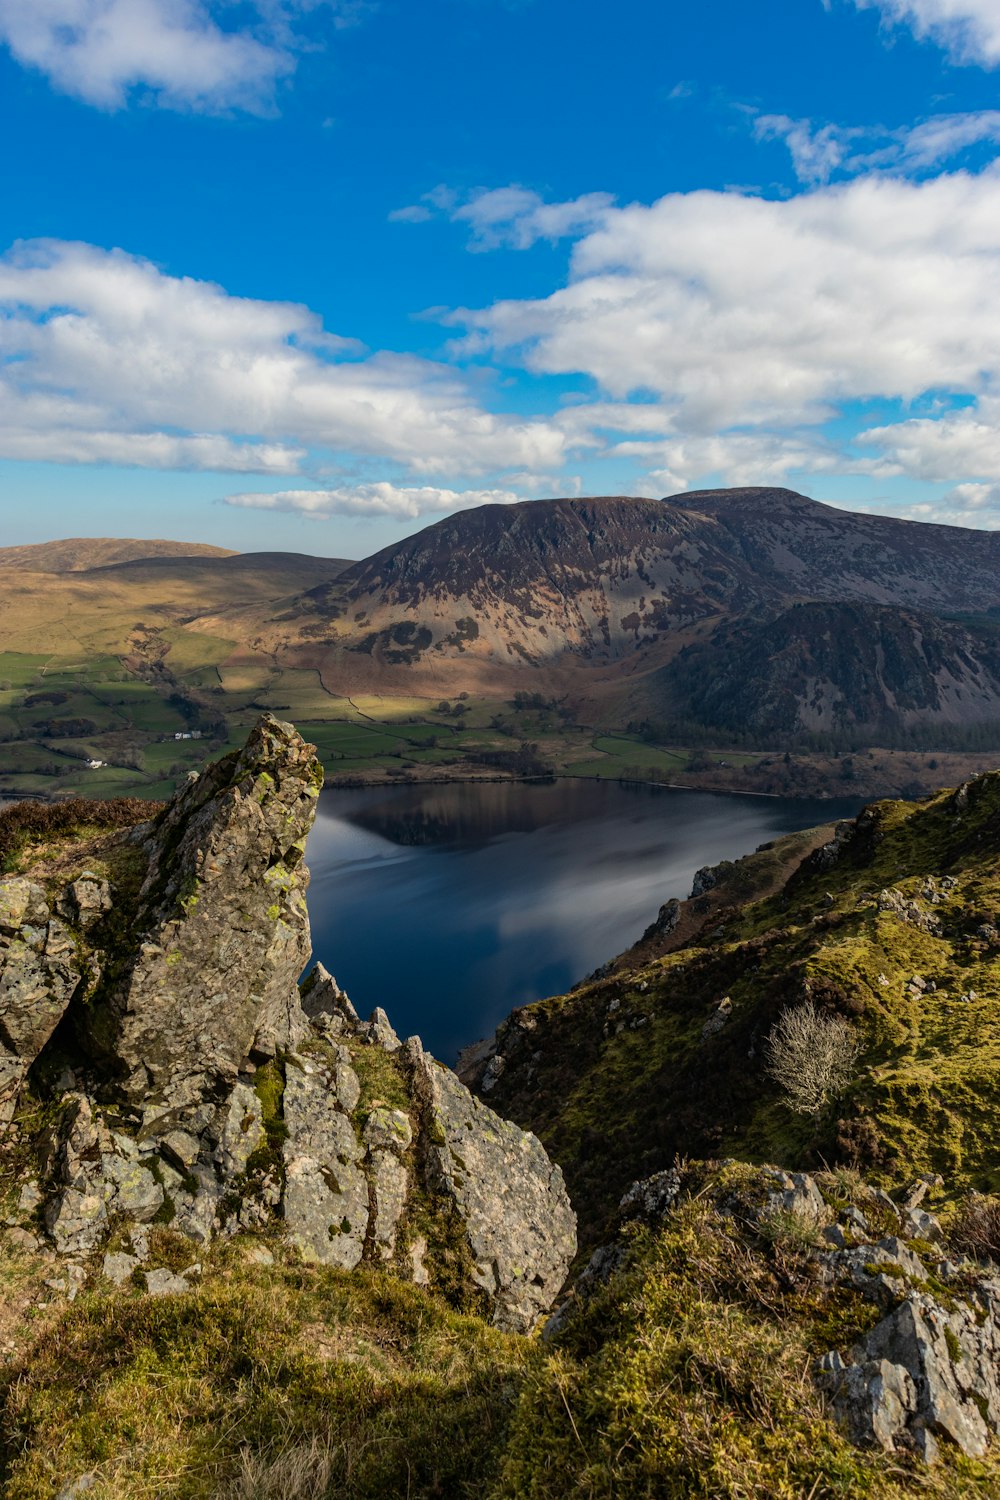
[5,1,1000,556]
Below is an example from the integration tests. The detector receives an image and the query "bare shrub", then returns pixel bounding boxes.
[221,1439,335,1500]
[764,1000,860,1116]
[950,1194,1000,1264]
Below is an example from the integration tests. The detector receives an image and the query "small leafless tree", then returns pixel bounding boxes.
[765,1000,860,1116]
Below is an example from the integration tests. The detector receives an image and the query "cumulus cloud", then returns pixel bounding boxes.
[618,432,890,493]
[757,108,1000,183]
[452,187,617,251]
[852,0,1000,66]
[0,238,566,476]
[888,483,1000,527]
[858,402,1000,479]
[456,171,1000,434]
[390,184,615,250]
[223,483,521,518]
[0,0,355,112]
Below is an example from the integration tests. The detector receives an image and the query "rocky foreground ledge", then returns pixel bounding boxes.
[553,1160,1000,1467]
[0,715,575,1334]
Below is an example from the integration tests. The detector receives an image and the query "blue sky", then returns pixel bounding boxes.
[4,0,1000,556]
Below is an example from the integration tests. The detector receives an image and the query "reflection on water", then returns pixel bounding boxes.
[305,780,861,1064]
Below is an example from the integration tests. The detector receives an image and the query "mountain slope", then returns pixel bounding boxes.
[462,771,1000,1244]
[661,601,1000,739]
[279,490,1000,719]
[671,486,1000,610]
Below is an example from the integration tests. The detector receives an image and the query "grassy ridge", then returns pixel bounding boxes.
[473,773,1000,1245]
[3,1169,997,1498]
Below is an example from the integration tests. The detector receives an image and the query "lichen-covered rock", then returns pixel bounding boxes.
[759,1166,826,1224]
[213,1082,265,1180]
[282,1051,368,1269]
[405,1035,576,1334]
[368,1149,409,1259]
[44,1095,163,1256]
[300,961,358,1030]
[83,715,322,1114]
[820,1258,1000,1462]
[56,875,113,931]
[0,879,86,1121]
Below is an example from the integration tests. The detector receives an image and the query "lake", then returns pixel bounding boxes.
[305,779,861,1064]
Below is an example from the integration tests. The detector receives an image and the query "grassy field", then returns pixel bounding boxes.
[0,634,996,806]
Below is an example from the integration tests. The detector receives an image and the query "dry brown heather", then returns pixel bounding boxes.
[0,797,154,870]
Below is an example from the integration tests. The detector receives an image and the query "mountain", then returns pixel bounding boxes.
[282,489,1000,739]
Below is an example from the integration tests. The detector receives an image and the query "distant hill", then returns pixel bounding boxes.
[0,538,236,572]
[85,550,353,595]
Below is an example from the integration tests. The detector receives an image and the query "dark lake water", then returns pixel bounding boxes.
[305,780,861,1064]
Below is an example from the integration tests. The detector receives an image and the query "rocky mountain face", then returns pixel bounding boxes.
[0,716,575,1334]
[282,487,1000,743]
[663,600,1000,738]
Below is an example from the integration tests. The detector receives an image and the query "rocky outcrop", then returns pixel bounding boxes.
[739,1169,1000,1465]
[0,877,96,1122]
[820,1286,1000,1462]
[406,1034,577,1334]
[0,721,576,1335]
[281,1047,370,1270]
[84,714,320,1115]
[554,1160,1000,1465]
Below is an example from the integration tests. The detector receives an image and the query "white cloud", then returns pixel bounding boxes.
[757,108,1000,183]
[456,170,1000,433]
[0,422,302,472]
[0,0,352,112]
[0,238,567,477]
[223,483,521,518]
[853,0,1000,66]
[755,116,860,183]
[390,184,615,250]
[887,483,1000,527]
[620,432,890,493]
[858,402,1000,479]
[941,479,1000,507]
[453,187,617,251]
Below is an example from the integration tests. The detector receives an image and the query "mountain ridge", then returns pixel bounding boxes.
[2,488,1000,802]
[277,488,1000,737]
